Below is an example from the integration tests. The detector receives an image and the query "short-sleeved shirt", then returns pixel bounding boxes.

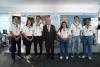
[33,21,43,36]
[70,22,82,36]
[57,28,71,38]
[83,25,96,36]
[22,26,34,36]
[9,23,22,36]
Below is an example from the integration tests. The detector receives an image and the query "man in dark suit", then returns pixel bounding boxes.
[43,16,56,59]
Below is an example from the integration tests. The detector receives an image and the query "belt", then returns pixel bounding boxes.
[27,36,32,39]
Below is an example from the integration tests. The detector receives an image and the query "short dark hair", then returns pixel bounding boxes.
[26,19,33,26]
[36,16,41,19]
[12,16,21,22]
[85,18,91,21]
[74,16,79,19]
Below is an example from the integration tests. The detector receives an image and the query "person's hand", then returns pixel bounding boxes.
[54,40,57,43]
[25,36,32,42]
[27,38,31,41]
[15,37,19,41]
[29,38,33,41]
[63,38,68,40]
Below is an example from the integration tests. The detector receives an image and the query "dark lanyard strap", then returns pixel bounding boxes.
[73,23,80,29]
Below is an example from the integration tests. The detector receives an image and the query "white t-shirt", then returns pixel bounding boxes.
[83,25,96,36]
[22,26,34,36]
[9,23,22,36]
[57,28,71,38]
[33,21,43,36]
[70,23,82,36]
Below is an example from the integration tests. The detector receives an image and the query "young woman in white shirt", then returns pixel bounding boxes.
[58,21,71,60]
[22,19,33,59]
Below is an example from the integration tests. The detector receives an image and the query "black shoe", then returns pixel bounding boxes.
[51,56,54,60]
[12,59,16,63]
[17,55,23,59]
[34,53,38,55]
[46,56,49,59]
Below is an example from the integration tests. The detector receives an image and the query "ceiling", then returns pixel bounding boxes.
[0,0,100,5]
[0,0,100,14]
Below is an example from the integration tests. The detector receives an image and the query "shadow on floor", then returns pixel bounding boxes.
[0,53,100,67]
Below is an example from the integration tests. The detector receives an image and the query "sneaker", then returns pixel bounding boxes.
[29,55,32,58]
[71,55,74,58]
[78,56,81,58]
[26,59,31,64]
[51,56,54,60]
[65,56,68,60]
[24,56,30,60]
[24,56,26,59]
[12,59,16,63]
[60,56,63,59]
[16,55,22,59]
[88,57,92,60]
[82,55,86,59]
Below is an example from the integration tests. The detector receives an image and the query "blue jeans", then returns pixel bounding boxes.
[72,36,80,55]
[60,39,69,57]
[83,36,93,57]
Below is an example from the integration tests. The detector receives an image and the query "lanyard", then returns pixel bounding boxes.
[73,23,80,29]
[62,28,69,35]
[85,25,90,32]
[14,24,19,33]
[27,26,32,32]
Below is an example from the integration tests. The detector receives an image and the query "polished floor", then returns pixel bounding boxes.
[0,53,100,67]
[0,46,100,67]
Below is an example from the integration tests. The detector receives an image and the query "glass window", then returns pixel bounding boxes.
[0,15,11,33]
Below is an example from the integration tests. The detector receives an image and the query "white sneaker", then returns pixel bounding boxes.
[26,59,31,64]
[29,55,32,58]
[65,56,68,60]
[78,56,81,58]
[25,56,30,60]
[60,56,63,59]
[82,56,86,59]
[71,55,74,58]
[88,57,92,60]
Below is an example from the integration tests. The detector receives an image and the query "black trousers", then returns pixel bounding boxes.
[10,36,21,60]
[33,36,43,55]
[45,40,54,58]
[23,36,32,55]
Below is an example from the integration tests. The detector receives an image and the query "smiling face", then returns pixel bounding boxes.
[36,16,41,22]
[45,17,51,25]
[86,19,90,26]
[27,20,32,26]
[62,22,67,28]
[74,16,79,24]
[13,17,19,24]
[26,19,32,27]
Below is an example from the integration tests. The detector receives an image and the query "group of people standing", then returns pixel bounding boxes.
[57,16,96,60]
[9,15,96,62]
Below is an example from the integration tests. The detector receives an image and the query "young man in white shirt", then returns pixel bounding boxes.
[82,18,96,60]
[33,16,44,56]
[9,16,22,62]
[70,16,82,58]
